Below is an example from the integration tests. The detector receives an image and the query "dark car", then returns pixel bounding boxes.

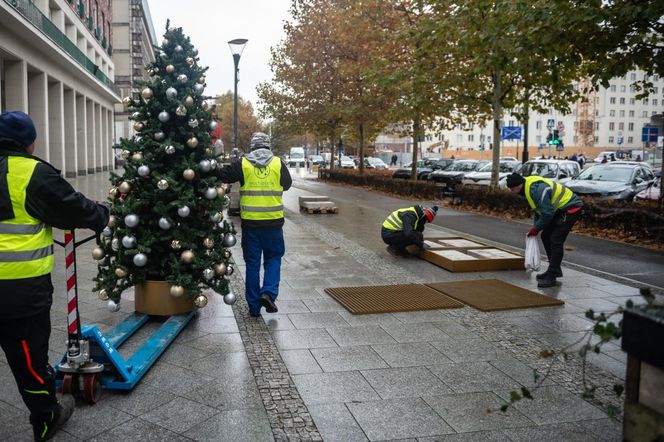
[418,158,456,180]
[428,159,489,190]
[392,158,449,180]
[566,162,656,200]
[308,155,325,166]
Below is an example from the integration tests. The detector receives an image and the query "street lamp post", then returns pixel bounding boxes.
[228,38,248,151]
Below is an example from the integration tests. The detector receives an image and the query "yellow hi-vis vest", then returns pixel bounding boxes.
[0,156,54,280]
[524,176,574,214]
[239,156,284,221]
[382,207,420,231]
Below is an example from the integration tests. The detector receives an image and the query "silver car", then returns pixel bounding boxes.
[566,163,656,200]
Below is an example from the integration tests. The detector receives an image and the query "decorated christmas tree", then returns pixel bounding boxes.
[93,24,237,311]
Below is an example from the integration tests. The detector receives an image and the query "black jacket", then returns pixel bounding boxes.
[0,150,109,319]
[381,205,427,248]
[215,155,292,229]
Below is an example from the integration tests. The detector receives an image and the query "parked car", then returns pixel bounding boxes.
[463,161,522,186]
[592,151,617,163]
[634,179,660,201]
[418,158,456,180]
[339,156,356,169]
[428,159,489,189]
[364,157,388,170]
[566,163,656,200]
[308,155,325,167]
[519,159,580,184]
[499,156,519,162]
[392,158,438,180]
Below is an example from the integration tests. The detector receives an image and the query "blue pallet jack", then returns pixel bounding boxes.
[53,230,196,403]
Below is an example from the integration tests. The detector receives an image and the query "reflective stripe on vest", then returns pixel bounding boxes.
[239,156,284,221]
[0,156,54,280]
[382,207,419,231]
[524,176,574,214]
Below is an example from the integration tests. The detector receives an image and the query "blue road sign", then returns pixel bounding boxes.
[501,126,522,140]
[556,144,564,152]
[546,119,555,129]
[617,137,623,145]
[538,143,546,150]
[642,127,659,143]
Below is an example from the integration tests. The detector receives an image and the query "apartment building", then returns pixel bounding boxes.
[0,0,119,176]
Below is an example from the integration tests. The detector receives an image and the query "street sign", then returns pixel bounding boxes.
[539,143,546,150]
[617,137,623,145]
[642,127,659,143]
[546,119,555,129]
[556,143,565,152]
[501,126,522,140]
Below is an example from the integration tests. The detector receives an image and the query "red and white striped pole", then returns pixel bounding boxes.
[64,230,81,355]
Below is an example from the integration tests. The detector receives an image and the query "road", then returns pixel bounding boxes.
[285,168,664,289]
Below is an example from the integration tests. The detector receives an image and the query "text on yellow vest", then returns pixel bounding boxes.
[239,156,284,220]
[382,207,420,231]
[524,176,574,214]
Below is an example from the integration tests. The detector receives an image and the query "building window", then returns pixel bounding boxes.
[618,122,624,130]
[654,75,659,81]
[609,97,616,104]
[630,85,636,93]
[610,85,616,92]
[620,85,626,92]
[608,136,614,143]
[595,136,599,143]
[620,97,626,104]
[628,122,634,131]
[628,137,633,143]
[629,110,634,117]
[630,98,635,105]
[619,110,625,117]
[456,134,463,143]
[644,98,649,105]
[596,122,600,130]
[468,134,474,142]
[609,122,615,131]
[609,110,615,117]
[654,87,659,93]
[643,111,648,117]
[653,99,658,106]
[536,121,542,129]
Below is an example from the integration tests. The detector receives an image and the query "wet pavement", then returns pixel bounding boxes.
[0,168,644,441]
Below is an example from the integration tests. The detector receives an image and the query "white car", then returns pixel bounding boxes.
[463,161,522,186]
[339,156,356,169]
[593,151,617,163]
[517,159,581,185]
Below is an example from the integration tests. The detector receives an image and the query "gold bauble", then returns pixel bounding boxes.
[133,122,144,132]
[162,38,169,46]
[194,294,208,308]
[147,68,155,77]
[140,87,153,100]
[214,262,227,275]
[203,238,215,249]
[98,289,109,301]
[121,149,130,159]
[109,187,118,198]
[205,148,214,156]
[184,96,194,107]
[157,179,169,190]
[186,57,194,66]
[132,152,143,161]
[170,285,185,297]
[118,181,132,194]
[216,184,227,197]
[108,215,118,228]
[180,250,194,263]
[224,250,232,259]
[114,267,127,278]
[91,247,105,260]
[182,168,195,180]
[166,64,175,73]
[186,137,199,149]
[122,96,133,107]
[175,105,187,117]
[201,101,209,111]
[171,240,182,250]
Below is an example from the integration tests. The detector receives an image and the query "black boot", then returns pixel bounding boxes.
[538,276,557,288]
[34,395,74,441]
[260,293,278,313]
[536,271,549,280]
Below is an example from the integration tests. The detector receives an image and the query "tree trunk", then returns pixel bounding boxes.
[522,88,530,163]
[329,129,335,171]
[359,122,365,175]
[490,70,502,188]
[411,117,421,180]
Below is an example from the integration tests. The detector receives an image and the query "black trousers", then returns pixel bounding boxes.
[381,229,423,253]
[541,210,582,277]
[0,309,58,429]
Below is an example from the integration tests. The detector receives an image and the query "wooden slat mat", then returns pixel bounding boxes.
[426,279,563,312]
[324,284,464,315]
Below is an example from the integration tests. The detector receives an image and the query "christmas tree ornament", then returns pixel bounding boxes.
[108,215,118,227]
[214,139,224,155]
[153,67,160,73]
[205,187,218,199]
[171,239,182,249]
[192,48,198,56]
[167,26,176,33]
[193,83,204,94]
[157,179,169,190]
[224,250,232,259]
[187,118,198,128]
[210,160,217,170]
[184,96,194,107]
[114,267,127,278]
[165,87,178,100]
[166,64,175,73]
[203,268,214,280]
[118,181,132,193]
[182,168,195,180]
[121,149,130,159]
[102,226,112,237]
[186,57,194,66]
[223,292,236,305]
[122,96,133,107]
[132,152,143,161]
[175,105,187,116]
[159,51,167,59]
[154,131,165,141]
[214,262,227,275]
[131,112,141,120]
[133,122,144,132]
[162,38,169,46]
[186,137,199,148]
[124,214,139,227]
[198,75,206,84]
[216,185,227,197]
[177,206,191,217]
[205,147,214,156]
[147,68,155,76]
[194,294,208,308]
[226,264,235,276]
[158,111,170,123]
[174,45,183,53]
[137,165,151,177]
[177,74,188,83]
[223,195,231,205]
[161,80,168,85]
[209,120,218,131]
[141,87,153,100]
[98,289,109,301]
[170,285,185,297]
[222,233,237,247]
[111,238,119,251]
[92,247,105,260]
[158,217,172,230]
[108,187,118,198]
[210,212,222,222]
[107,299,121,312]
[164,145,176,154]
[201,101,209,111]
[122,235,137,249]
[203,238,215,249]
[133,253,148,266]
[180,250,194,263]
[199,160,211,172]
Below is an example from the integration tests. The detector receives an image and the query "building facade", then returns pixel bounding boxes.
[0,0,119,176]
[111,0,156,142]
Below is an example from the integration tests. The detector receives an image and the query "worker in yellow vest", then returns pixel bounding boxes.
[214,132,292,317]
[0,111,109,441]
[381,205,438,257]
[506,173,583,288]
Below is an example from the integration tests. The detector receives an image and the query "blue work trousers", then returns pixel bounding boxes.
[241,227,285,314]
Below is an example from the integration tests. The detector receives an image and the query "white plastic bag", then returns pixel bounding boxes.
[524,235,541,271]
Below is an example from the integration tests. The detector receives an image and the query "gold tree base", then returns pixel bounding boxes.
[134,280,195,315]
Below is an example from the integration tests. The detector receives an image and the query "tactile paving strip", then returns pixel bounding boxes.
[324,284,464,315]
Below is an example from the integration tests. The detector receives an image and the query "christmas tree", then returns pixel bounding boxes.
[93,24,237,310]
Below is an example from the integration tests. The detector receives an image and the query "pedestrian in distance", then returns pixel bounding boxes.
[636,154,642,162]
[601,155,608,164]
[0,111,110,441]
[390,154,398,166]
[505,173,583,288]
[381,205,438,257]
[577,153,585,169]
[609,153,616,162]
[214,132,292,317]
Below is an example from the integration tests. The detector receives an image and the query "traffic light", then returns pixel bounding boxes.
[546,133,553,144]
[552,130,560,145]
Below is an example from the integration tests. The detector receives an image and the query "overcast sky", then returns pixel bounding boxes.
[147,0,292,111]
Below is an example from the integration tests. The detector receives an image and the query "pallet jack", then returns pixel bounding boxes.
[53,230,196,403]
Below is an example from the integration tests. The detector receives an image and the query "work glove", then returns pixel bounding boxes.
[527,227,539,237]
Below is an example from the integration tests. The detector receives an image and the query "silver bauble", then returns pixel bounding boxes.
[223,292,237,305]
[157,179,169,190]
[222,233,237,247]
[177,206,191,217]
[174,45,183,53]
[114,267,127,278]
[124,214,139,228]
[224,250,232,259]
[118,181,132,194]
[170,285,185,297]
[214,139,224,156]
[182,168,195,180]
[107,299,121,312]
[111,238,119,251]
[158,217,172,230]
[122,235,137,249]
[162,38,169,46]
[205,187,218,199]
[102,226,112,237]
[203,268,214,280]
[201,101,209,111]
[165,87,178,100]
[180,250,194,263]
[92,247,105,260]
[164,145,176,155]
[158,111,170,123]
[187,118,198,128]
[166,64,175,73]
[187,137,199,148]
[210,212,222,222]
[177,74,188,83]
[154,131,165,141]
[98,289,109,301]
[210,159,217,170]
[171,239,182,249]
[140,87,153,100]
[194,294,208,308]
[199,160,211,173]
[209,120,218,131]
[226,264,235,276]
[198,75,206,84]
[133,253,148,267]
[137,165,150,177]
[193,83,204,94]
[186,57,194,65]
[214,262,227,275]
[192,48,198,56]
[131,112,141,120]
[160,51,167,59]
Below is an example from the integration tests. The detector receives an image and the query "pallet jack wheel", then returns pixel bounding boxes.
[61,374,76,395]
[82,373,102,404]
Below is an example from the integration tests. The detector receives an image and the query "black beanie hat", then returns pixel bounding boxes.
[506,173,525,188]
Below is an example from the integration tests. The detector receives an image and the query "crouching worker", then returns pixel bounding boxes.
[381,205,438,257]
